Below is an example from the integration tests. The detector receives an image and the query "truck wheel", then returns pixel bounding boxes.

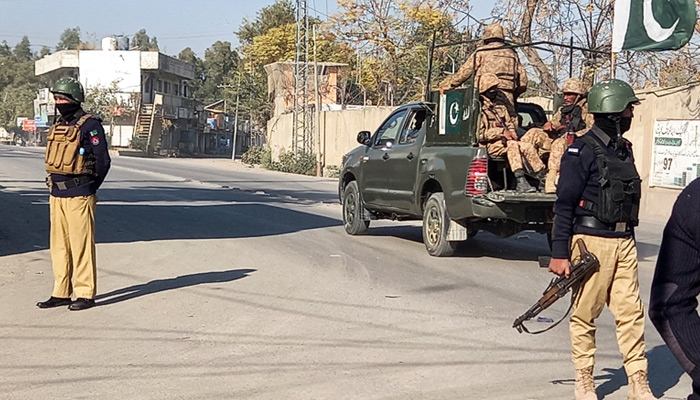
[423,192,458,257]
[343,181,369,235]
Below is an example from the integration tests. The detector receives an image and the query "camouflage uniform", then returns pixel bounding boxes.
[521,78,594,193]
[478,74,544,181]
[440,23,527,118]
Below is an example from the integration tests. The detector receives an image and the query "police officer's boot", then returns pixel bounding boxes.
[544,170,558,194]
[574,366,598,400]
[627,370,657,400]
[514,169,536,193]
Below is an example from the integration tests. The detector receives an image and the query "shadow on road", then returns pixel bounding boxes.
[595,344,685,399]
[366,225,550,261]
[0,184,341,257]
[96,268,256,306]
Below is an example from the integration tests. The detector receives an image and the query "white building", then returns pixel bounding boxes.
[34,38,200,152]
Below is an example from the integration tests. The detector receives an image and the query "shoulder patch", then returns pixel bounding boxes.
[567,147,580,156]
[91,136,100,146]
[90,129,99,137]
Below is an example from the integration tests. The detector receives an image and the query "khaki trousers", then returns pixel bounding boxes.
[49,195,97,299]
[520,128,554,158]
[570,234,648,375]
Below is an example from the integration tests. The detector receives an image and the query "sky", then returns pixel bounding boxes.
[0,0,495,58]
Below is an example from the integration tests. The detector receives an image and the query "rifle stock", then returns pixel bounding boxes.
[513,239,599,334]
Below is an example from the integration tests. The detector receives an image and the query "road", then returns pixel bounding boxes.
[0,145,690,400]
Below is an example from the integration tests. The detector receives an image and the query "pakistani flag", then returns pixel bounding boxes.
[612,0,697,52]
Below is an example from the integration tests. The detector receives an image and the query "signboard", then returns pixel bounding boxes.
[650,120,700,189]
[22,119,36,132]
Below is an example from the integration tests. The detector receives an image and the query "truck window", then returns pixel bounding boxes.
[374,109,408,146]
[399,109,427,144]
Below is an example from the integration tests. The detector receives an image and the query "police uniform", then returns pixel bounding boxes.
[550,79,656,400]
[38,77,111,311]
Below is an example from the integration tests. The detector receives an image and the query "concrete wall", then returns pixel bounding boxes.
[626,83,700,220]
[267,107,394,169]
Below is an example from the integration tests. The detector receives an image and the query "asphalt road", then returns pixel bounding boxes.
[0,145,690,400]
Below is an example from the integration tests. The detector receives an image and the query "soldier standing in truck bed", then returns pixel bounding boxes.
[439,22,528,118]
[478,73,545,193]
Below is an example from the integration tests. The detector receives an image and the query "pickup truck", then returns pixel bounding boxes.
[338,87,556,256]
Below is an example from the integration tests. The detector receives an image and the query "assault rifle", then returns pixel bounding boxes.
[513,239,599,334]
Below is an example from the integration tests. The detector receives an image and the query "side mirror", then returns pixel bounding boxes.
[357,131,371,145]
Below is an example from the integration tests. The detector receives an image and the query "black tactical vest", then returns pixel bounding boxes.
[560,104,586,133]
[579,134,641,227]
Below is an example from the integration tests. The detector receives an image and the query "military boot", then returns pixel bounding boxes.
[535,169,546,192]
[574,366,598,400]
[544,170,558,194]
[627,371,657,400]
[514,169,536,193]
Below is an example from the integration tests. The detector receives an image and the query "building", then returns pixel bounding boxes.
[264,61,349,118]
[34,37,199,154]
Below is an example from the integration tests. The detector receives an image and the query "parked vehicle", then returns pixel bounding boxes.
[339,87,555,256]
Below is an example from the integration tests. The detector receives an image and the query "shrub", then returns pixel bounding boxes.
[324,165,340,178]
[241,145,271,166]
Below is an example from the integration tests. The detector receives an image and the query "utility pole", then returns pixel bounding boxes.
[292,0,312,154]
[313,25,322,176]
[231,74,240,161]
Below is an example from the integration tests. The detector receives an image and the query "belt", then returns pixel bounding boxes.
[54,176,94,190]
[575,216,630,233]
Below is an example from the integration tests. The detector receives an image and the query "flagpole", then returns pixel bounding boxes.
[610,0,616,79]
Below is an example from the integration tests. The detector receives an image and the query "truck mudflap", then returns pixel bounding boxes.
[470,190,556,224]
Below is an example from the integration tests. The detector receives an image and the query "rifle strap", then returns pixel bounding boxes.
[520,279,585,335]
[519,299,573,334]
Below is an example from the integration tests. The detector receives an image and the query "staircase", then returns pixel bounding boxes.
[135,104,155,141]
[133,94,164,154]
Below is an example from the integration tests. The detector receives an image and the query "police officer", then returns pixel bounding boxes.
[36,77,111,311]
[521,78,593,193]
[439,23,527,117]
[649,177,700,400]
[478,73,545,193]
[548,79,656,400]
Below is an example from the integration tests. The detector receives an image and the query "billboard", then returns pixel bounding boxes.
[650,120,700,189]
[79,50,141,93]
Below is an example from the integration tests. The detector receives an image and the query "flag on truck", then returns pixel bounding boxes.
[612,0,697,52]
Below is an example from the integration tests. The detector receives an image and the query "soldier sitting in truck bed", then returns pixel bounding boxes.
[478,73,546,193]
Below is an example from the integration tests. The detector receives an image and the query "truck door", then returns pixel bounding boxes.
[384,107,426,211]
[359,109,408,207]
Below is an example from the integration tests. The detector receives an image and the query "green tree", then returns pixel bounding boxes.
[0,41,11,57]
[56,27,82,50]
[178,47,205,98]
[131,29,159,51]
[39,46,51,57]
[13,36,32,61]
[83,81,120,122]
[199,41,239,103]
[237,0,296,46]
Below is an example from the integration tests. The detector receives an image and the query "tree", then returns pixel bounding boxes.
[13,36,32,61]
[178,47,205,98]
[199,41,239,103]
[56,27,82,50]
[83,81,121,122]
[131,29,159,51]
[330,0,471,105]
[238,0,297,46]
[39,46,51,57]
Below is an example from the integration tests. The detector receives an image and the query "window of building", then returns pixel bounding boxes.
[164,81,171,94]
[157,79,162,92]
[175,84,180,96]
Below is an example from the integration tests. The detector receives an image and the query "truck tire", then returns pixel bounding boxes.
[343,181,369,235]
[422,192,458,257]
